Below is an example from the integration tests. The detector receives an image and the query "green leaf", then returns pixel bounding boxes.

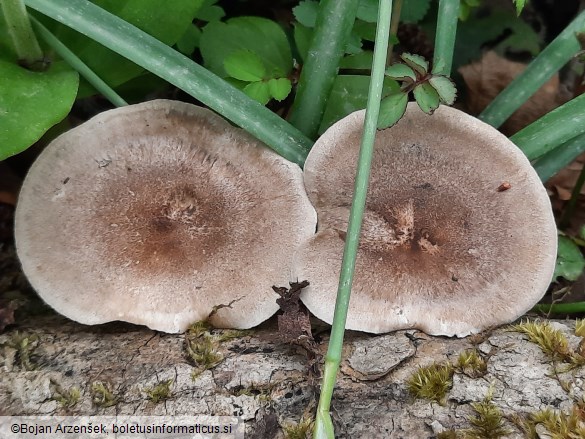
[352,19,376,42]
[293,23,312,62]
[428,75,457,105]
[319,75,400,134]
[377,92,408,129]
[356,0,378,23]
[196,0,224,22]
[385,63,416,80]
[401,0,431,23]
[293,0,319,28]
[340,51,373,69]
[554,236,585,281]
[200,17,293,78]
[413,82,440,114]
[175,24,201,55]
[243,81,271,105]
[224,49,266,82]
[513,0,526,15]
[345,31,363,55]
[400,52,429,75]
[45,0,205,96]
[0,60,78,159]
[268,77,292,101]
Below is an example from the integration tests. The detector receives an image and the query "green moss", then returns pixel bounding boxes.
[464,391,511,438]
[90,381,118,408]
[437,431,459,439]
[50,380,80,408]
[512,320,585,366]
[455,349,487,378]
[144,379,173,404]
[575,319,585,337]
[3,332,40,371]
[528,403,585,439]
[282,416,314,439]
[407,363,454,404]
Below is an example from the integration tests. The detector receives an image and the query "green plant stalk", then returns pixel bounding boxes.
[533,132,585,182]
[511,93,585,160]
[29,15,127,107]
[313,1,392,438]
[288,0,359,140]
[386,0,403,65]
[533,302,585,315]
[433,0,459,75]
[1,0,43,66]
[480,10,585,128]
[25,0,312,167]
[560,161,585,228]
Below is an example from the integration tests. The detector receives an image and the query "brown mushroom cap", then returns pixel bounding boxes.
[15,100,316,333]
[293,104,557,337]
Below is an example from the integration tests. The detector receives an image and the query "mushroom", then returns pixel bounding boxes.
[292,104,557,337]
[15,99,316,333]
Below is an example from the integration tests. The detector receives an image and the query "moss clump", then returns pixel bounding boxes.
[3,332,40,371]
[282,416,314,439]
[455,349,487,378]
[144,379,173,404]
[512,320,585,366]
[575,319,585,338]
[465,391,511,438]
[50,380,80,408]
[90,381,118,408]
[407,363,454,404]
[528,403,585,439]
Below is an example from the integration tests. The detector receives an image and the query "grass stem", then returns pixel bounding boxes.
[533,133,585,183]
[1,0,43,68]
[313,1,392,437]
[433,0,459,75]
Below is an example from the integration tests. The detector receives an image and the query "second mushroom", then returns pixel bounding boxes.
[293,104,557,337]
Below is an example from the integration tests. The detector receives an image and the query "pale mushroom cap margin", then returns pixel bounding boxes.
[293,104,557,337]
[15,100,317,333]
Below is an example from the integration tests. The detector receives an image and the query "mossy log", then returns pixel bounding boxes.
[1,313,584,438]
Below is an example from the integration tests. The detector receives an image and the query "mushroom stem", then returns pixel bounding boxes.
[313,1,393,437]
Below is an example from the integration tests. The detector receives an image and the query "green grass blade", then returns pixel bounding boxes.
[511,93,585,160]
[29,15,127,107]
[25,0,312,166]
[313,1,393,437]
[1,0,43,66]
[480,10,585,128]
[433,0,459,75]
[288,0,360,140]
[532,302,585,315]
[533,133,585,182]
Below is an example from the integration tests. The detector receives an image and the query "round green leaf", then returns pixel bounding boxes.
[196,0,225,22]
[201,17,293,79]
[428,75,457,105]
[243,81,271,105]
[413,82,440,114]
[356,0,378,23]
[377,92,408,129]
[268,78,292,101]
[400,52,429,75]
[400,0,431,24]
[224,49,266,82]
[176,24,201,55]
[385,63,416,80]
[554,236,585,281]
[293,0,319,28]
[0,60,78,160]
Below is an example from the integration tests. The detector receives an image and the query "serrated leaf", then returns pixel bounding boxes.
[293,0,319,28]
[0,60,78,160]
[224,49,266,82]
[428,75,457,105]
[513,0,526,15]
[243,81,271,105]
[554,236,585,281]
[413,82,440,114]
[352,19,376,42]
[385,64,416,80]
[377,92,408,129]
[345,31,363,55]
[356,0,378,23]
[200,17,293,78]
[400,0,431,23]
[268,78,292,101]
[400,53,428,75]
[176,24,202,55]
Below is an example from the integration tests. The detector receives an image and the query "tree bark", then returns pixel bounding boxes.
[1,313,584,438]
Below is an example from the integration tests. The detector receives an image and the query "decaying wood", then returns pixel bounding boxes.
[1,313,584,438]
